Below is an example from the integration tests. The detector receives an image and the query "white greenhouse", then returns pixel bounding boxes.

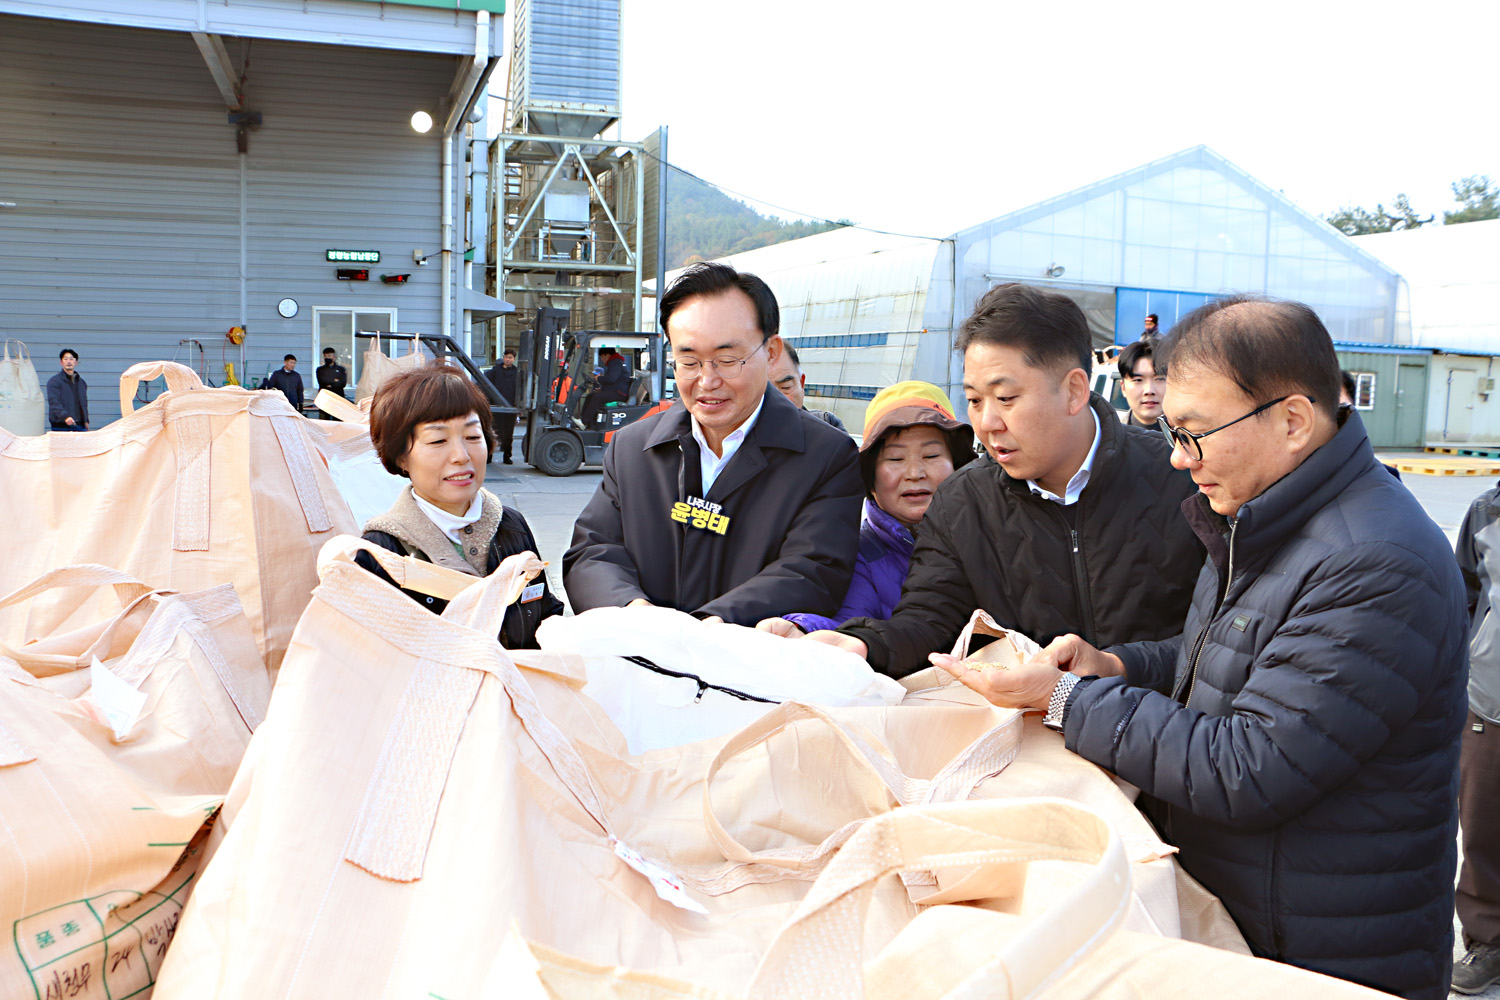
[675,146,1409,430]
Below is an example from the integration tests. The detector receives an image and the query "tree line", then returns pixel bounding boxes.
[664,167,850,267]
[1325,175,1498,236]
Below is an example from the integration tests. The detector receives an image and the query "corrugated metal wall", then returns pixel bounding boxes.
[1334,349,1430,449]
[0,13,453,426]
[527,0,619,108]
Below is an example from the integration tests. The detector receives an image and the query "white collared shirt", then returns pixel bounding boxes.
[1027,407,1102,506]
[691,395,766,494]
[412,489,484,544]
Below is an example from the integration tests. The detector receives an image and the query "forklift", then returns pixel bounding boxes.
[354,313,666,477]
[515,307,668,476]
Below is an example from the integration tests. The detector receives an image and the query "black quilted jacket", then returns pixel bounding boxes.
[1067,411,1468,1000]
[839,394,1203,676]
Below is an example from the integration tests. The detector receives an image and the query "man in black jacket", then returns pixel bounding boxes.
[579,349,631,428]
[806,283,1203,676]
[564,262,862,625]
[486,348,519,464]
[315,347,348,419]
[940,296,1468,1000]
[46,348,89,431]
[263,354,304,413]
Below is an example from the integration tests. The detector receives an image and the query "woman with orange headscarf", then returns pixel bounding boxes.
[756,382,974,637]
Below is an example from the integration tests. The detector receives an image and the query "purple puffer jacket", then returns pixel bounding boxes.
[784,499,914,633]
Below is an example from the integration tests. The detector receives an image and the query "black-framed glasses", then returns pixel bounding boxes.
[668,340,767,381]
[1157,395,1309,461]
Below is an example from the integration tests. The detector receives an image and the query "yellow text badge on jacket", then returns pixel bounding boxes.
[670,498,730,536]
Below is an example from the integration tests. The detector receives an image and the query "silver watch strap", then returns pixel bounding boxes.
[1043,672,1080,731]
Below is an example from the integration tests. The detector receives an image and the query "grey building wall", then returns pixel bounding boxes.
[0,13,454,425]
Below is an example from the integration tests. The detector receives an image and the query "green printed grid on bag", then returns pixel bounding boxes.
[0,564,268,1000]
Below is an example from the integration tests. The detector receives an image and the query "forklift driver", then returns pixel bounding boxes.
[580,348,631,427]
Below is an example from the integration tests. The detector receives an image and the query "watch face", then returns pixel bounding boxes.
[277,297,299,319]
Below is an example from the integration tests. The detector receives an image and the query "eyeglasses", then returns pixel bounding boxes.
[668,340,767,381]
[1157,395,1308,461]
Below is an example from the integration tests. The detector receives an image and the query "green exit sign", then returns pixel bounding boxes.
[326,249,380,263]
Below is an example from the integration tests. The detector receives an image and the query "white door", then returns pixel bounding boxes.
[1447,369,1477,442]
[313,307,396,385]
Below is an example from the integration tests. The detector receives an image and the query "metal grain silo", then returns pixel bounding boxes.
[506,0,621,140]
[490,0,662,364]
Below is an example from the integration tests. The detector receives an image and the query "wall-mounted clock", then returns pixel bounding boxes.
[277,297,299,319]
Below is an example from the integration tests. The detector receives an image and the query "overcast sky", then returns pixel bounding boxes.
[498,0,1497,238]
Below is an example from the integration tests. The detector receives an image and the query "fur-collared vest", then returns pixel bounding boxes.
[356,486,564,648]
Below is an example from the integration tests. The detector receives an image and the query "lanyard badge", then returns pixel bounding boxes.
[670,495,730,535]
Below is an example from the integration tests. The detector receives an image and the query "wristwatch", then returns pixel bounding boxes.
[1043,673,1079,733]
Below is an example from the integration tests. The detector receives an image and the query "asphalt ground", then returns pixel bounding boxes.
[487,445,1499,996]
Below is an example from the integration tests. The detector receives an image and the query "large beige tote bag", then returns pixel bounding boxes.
[0,339,45,436]
[516,799,1389,1000]
[895,609,1246,950]
[0,361,358,672]
[155,540,1222,999]
[354,335,427,402]
[0,565,270,1000]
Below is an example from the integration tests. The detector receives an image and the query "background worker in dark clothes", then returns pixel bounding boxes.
[263,354,304,413]
[46,348,89,431]
[804,282,1203,676]
[1454,484,1500,994]
[767,343,847,432]
[564,262,863,626]
[939,296,1467,1000]
[485,348,518,464]
[315,347,349,419]
[579,348,630,428]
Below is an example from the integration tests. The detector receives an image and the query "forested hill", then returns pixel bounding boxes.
[664,167,849,267]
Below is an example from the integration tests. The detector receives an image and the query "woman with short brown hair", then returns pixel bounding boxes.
[356,361,563,647]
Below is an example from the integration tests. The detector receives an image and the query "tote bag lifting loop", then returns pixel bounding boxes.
[118,360,203,415]
[119,362,216,550]
[316,537,610,883]
[746,799,1133,1000]
[696,702,1024,892]
[0,563,155,612]
[269,414,333,533]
